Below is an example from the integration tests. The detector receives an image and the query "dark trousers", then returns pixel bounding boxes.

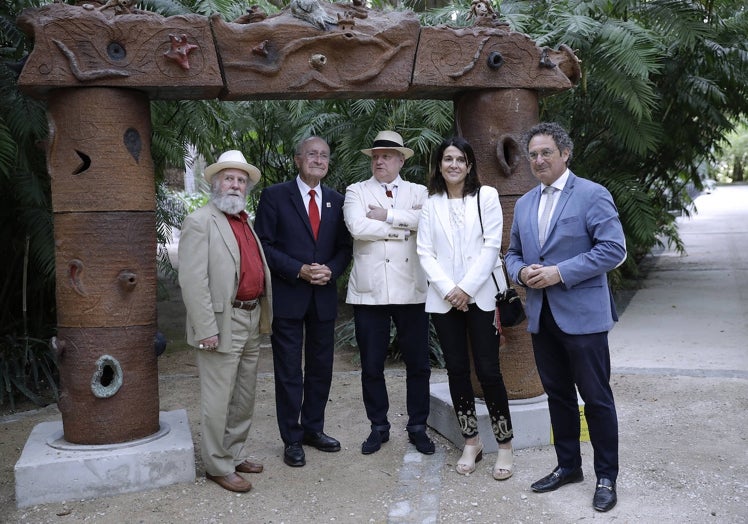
[532,295,619,481]
[354,303,431,432]
[271,299,335,445]
[432,304,513,443]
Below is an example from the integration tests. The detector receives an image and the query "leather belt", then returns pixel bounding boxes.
[232,299,259,311]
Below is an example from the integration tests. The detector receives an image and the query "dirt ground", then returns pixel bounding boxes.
[2,357,746,523]
[1,282,746,524]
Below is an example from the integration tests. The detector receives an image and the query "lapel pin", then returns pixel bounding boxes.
[326,202,331,208]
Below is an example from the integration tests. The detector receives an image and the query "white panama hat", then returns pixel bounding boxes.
[204,150,261,185]
[360,130,414,159]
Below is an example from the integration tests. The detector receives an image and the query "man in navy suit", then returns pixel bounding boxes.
[505,123,626,512]
[254,136,352,467]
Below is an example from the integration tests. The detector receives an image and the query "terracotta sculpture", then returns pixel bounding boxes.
[17,2,580,444]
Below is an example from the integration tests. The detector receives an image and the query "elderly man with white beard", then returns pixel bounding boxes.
[178,150,273,493]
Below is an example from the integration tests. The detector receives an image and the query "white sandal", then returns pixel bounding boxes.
[493,446,514,480]
[456,439,483,475]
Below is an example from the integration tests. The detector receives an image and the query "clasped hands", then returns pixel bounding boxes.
[300,263,332,286]
[445,286,470,311]
[521,264,561,289]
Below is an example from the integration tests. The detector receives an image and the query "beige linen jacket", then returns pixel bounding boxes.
[178,202,272,351]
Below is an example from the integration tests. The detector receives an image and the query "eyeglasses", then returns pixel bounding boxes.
[528,148,557,161]
[304,151,329,161]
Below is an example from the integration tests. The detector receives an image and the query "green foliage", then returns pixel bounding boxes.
[156,96,453,212]
[414,0,747,267]
[0,334,58,410]
[713,122,748,182]
[505,0,748,262]
[173,189,210,213]
[1,0,58,409]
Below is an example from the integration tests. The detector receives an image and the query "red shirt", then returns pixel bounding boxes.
[226,211,265,301]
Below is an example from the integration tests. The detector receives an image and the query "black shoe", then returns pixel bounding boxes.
[408,430,435,455]
[593,478,617,512]
[283,442,306,467]
[302,432,341,452]
[361,429,390,455]
[531,466,584,492]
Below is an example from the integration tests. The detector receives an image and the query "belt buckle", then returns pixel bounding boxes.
[235,298,258,310]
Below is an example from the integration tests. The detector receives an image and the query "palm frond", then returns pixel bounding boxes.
[136,0,191,16]
[0,121,16,176]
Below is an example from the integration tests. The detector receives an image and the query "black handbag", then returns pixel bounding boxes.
[494,268,527,327]
[477,188,527,329]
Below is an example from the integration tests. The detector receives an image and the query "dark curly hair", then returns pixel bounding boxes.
[427,136,481,197]
[522,122,574,165]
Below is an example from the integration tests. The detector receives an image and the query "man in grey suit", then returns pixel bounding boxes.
[343,130,434,456]
[178,150,272,493]
[505,123,626,512]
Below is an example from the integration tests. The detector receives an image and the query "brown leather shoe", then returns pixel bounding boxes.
[206,472,252,492]
[235,460,264,474]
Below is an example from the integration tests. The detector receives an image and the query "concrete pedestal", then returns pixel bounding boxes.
[428,382,551,453]
[14,409,195,508]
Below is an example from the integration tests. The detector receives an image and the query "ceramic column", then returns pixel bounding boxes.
[47,87,160,444]
[455,88,544,399]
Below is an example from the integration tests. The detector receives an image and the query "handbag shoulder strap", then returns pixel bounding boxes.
[476,186,512,293]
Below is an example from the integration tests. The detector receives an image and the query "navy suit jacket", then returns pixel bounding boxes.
[505,172,626,335]
[254,180,352,321]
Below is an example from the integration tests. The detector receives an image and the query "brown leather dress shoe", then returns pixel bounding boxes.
[235,460,264,474]
[206,472,252,492]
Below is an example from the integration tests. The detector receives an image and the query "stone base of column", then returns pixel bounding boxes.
[14,409,195,508]
[428,382,552,453]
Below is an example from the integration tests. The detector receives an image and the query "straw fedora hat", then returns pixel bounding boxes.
[360,130,414,159]
[204,150,261,185]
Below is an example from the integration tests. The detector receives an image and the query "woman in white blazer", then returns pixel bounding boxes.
[417,137,514,480]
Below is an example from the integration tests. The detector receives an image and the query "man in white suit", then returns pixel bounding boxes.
[343,131,434,455]
[179,151,272,493]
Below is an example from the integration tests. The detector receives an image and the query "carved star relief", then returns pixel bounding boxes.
[163,34,198,70]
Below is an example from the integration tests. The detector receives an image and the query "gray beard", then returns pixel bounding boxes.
[212,193,246,215]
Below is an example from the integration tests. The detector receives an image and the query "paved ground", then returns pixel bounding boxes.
[1,185,746,523]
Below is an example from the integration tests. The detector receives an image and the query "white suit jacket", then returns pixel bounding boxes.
[417,185,507,314]
[343,176,428,305]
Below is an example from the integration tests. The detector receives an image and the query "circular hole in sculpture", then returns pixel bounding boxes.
[91,355,123,398]
[100,365,114,387]
[487,51,505,70]
[107,42,127,61]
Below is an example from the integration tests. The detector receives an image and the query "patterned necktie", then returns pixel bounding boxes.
[538,186,558,247]
[308,189,320,240]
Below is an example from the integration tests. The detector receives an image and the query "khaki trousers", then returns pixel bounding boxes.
[196,306,261,476]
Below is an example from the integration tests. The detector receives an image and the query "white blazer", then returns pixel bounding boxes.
[344,176,428,305]
[417,185,507,314]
